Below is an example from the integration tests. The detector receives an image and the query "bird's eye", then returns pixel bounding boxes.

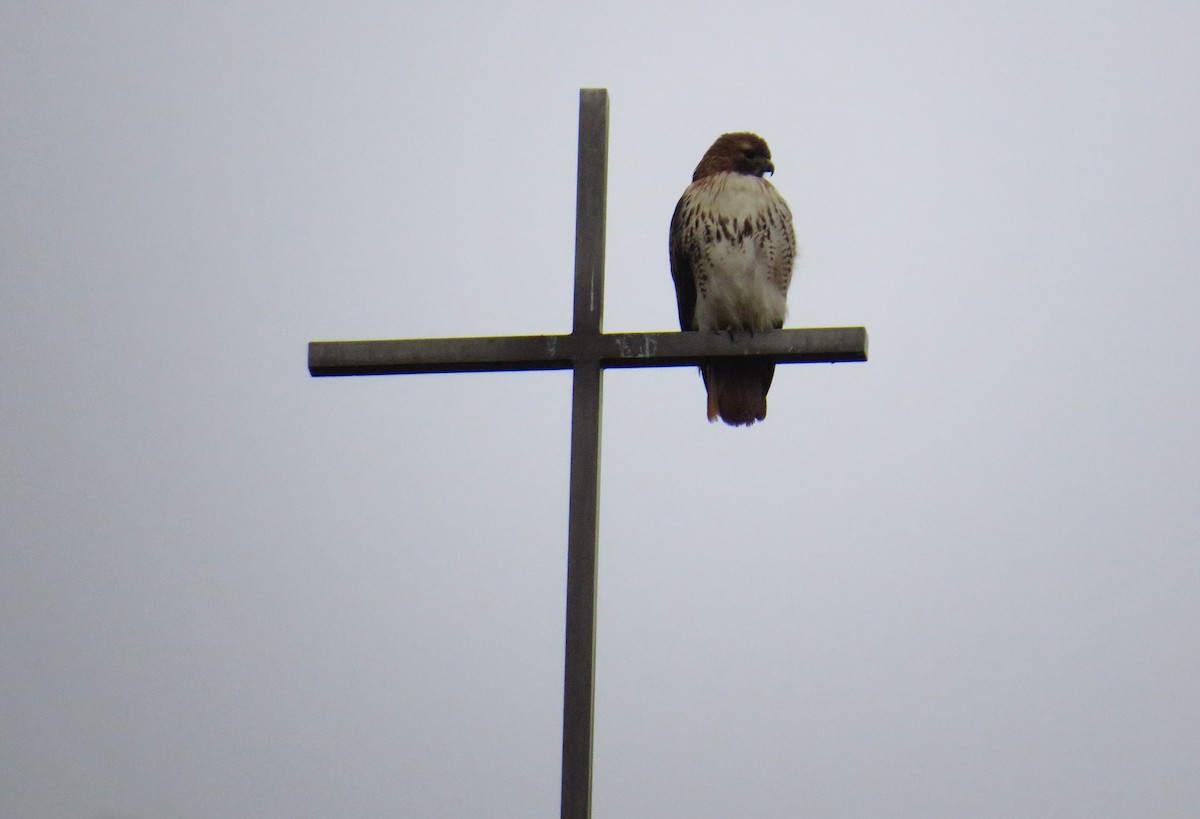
[741,149,758,160]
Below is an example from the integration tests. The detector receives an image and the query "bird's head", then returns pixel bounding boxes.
[692,132,775,181]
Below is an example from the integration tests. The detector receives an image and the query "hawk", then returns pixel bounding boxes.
[669,132,797,426]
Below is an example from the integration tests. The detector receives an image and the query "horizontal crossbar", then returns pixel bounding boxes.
[309,326,868,376]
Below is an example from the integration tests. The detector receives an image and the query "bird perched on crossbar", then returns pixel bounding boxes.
[669,132,797,426]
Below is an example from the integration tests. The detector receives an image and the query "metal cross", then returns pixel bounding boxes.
[308,88,867,819]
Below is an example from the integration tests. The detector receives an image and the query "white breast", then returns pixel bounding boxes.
[685,173,795,332]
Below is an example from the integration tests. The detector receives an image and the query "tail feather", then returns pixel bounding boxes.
[702,361,774,426]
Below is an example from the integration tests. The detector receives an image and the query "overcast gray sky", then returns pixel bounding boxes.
[3,2,1199,817]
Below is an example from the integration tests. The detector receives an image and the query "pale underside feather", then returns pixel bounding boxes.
[669,172,796,333]
[668,168,797,425]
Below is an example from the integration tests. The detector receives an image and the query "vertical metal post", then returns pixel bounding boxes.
[571,89,608,336]
[560,88,608,819]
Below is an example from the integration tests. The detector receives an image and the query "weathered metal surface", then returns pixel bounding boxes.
[600,326,868,366]
[572,88,608,337]
[307,334,571,375]
[561,361,602,819]
[560,87,608,819]
[308,327,868,376]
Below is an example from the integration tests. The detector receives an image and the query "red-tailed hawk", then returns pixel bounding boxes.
[669,132,797,426]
